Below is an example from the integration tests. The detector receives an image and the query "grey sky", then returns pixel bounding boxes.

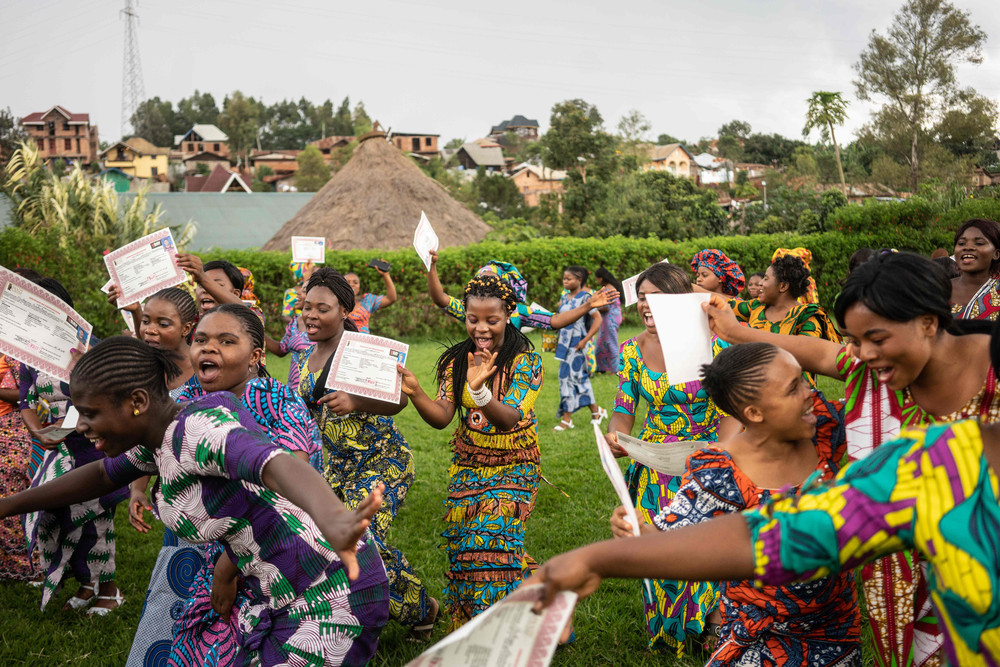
[3,0,999,147]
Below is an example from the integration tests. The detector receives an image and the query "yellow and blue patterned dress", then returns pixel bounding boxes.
[615,336,727,653]
[747,418,1000,667]
[438,351,544,630]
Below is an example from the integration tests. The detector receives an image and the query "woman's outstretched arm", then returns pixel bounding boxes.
[0,460,120,518]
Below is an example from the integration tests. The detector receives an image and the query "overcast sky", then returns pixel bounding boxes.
[3,0,999,146]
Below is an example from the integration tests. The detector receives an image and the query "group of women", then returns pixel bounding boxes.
[1,218,1000,666]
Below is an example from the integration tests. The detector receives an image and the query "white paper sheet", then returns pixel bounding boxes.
[406,585,576,667]
[617,432,703,477]
[104,228,185,307]
[326,331,409,403]
[100,278,136,335]
[291,236,326,264]
[413,211,439,272]
[645,292,712,385]
[622,273,640,307]
[594,423,640,535]
[0,266,92,383]
[36,406,80,439]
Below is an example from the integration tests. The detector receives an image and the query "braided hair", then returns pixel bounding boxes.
[200,303,269,378]
[71,336,181,401]
[436,273,533,407]
[700,342,781,420]
[565,265,589,285]
[146,287,197,344]
[305,267,359,333]
[769,255,811,299]
[595,267,623,295]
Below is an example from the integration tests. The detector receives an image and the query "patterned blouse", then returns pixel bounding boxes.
[443,295,554,330]
[747,418,1000,667]
[103,393,359,611]
[951,277,1000,321]
[347,293,384,334]
[18,364,71,424]
[732,299,839,341]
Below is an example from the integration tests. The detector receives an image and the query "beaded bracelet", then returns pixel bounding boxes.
[467,382,492,407]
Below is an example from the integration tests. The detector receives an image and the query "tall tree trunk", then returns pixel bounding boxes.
[829,122,847,196]
[910,129,919,192]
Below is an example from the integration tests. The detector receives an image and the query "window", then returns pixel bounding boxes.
[36,138,44,151]
[48,138,56,152]
[64,138,72,151]
[47,121,55,136]
[75,125,80,135]
[198,143,204,152]
[411,138,420,152]
[63,122,70,131]
[151,166,158,177]
[76,138,81,153]
[213,143,220,152]
[116,148,127,161]
[187,142,195,152]
[425,137,432,147]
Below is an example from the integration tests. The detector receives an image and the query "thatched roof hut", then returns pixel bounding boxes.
[263,131,490,252]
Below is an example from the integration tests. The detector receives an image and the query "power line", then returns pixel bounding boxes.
[120,0,145,138]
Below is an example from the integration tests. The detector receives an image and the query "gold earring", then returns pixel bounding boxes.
[132,408,140,416]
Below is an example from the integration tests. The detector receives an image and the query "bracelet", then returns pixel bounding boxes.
[467,382,492,407]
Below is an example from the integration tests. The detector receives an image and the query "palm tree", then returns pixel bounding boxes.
[803,91,849,195]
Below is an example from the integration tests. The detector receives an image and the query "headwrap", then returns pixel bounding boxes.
[288,261,307,282]
[690,249,745,297]
[771,248,818,305]
[476,260,528,304]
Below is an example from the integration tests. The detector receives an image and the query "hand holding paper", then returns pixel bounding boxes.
[616,431,702,477]
[291,236,326,264]
[646,292,713,385]
[413,211,439,272]
[104,229,186,307]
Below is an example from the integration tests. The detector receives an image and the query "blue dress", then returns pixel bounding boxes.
[554,290,597,416]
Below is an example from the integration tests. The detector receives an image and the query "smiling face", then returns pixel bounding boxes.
[695,266,722,293]
[840,302,937,391]
[140,297,192,352]
[562,270,582,293]
[301,285,346,342]
[747,275,763,299]
[189,311,261,394]
[466,296,507,354]
[745,350,816,440]
[195,268,240,313]
[954,225,1000,275]
[71,388,143,457]
[345,272,361,296]
[757,265,784,305]
[636,278,663,334]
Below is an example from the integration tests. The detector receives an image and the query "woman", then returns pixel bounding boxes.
[605,262,739,653]
[594,267,623,374]
[0,337,389,666]
[267,262,315,390]
[126,303,322,667]
[292,268,437,639]
[554,266,604,430]
[771,247,819,305]
[745,272,764,300]
[951,218,1000,320]
[610,343,860,665]
[703,251,1000,667]
[691,249,745,298]
[345,263,396,334]
[139,287,198,397]
[0,354,36,581]
[398,273,543,630]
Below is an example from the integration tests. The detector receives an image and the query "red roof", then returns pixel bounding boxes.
[186,164,251,193]
[21,105,90,125]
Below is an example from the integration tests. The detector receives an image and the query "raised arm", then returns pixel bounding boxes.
[550,287,617,330]
[176,253,242,306]
[0,460,120,519]
[377,264,397,307]
[426,250,452,309]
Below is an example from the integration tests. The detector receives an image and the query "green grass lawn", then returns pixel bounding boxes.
[0,326,848,666]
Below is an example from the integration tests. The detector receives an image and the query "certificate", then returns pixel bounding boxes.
[622,273,640,307]
[413,210,439,271]
[646,292,713,385]
[100,278,136,335]
[593,423,640,535]
[325,331,408,403]
[291,236,326,264]
[406,585,576,667]
[36,406,80,439]
[617,431,703,477]
[104,228,185,307]
[0,266,92,383]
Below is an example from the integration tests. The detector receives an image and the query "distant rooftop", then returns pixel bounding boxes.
[176,124,228,145]
[491,115,539,134]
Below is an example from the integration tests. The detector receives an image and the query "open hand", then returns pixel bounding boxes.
[398,364,421,396]
[466,351,497,391]
[106,284,141,314]
[319,390,356,416]
[321,483,384,581]
[589,286,619,310]
[702,293,741,341]
[175,253,204,282]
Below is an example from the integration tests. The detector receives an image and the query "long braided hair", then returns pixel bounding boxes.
[436,274,533,407]
[71,336,181,401]
[700,342,781,420]
[145,287,197,344]
[199,303,270,378]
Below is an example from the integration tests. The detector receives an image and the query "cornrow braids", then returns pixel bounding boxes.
[699,342,781,420]
[306,267,358,332]
[147,287,197,329]
[200,303,270,378]
[565,265,589,285]
[71,336,180,401]
[437,274,533,408]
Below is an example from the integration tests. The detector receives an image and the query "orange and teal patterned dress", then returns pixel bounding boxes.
[732,299,839,341]
[747,418,1000,667]
[438,350,544,630]
[615,336,727,653]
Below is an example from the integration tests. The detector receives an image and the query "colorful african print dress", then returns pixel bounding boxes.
[437,351,543,630]
[105,393,389,667]
[294,347,431,630]
[0,356,37,580]
[278,316,313,404]
[731,299,839,340]
[555,290,598,416]
[19,364,126,610]
[747,418,1000,667]
[835,348,1000,667]
[443,295,554,330]
[595,296,622,374]
[347,293,385,334]
[951,277,1000,321]
[615,336,726,653]
[654,391,862,666]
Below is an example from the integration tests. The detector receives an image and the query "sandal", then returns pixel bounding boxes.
[407,597,439,642]
[590,407,608,425]
[63,582,96,610]
[553,419,574,431]
[86,589,125,616]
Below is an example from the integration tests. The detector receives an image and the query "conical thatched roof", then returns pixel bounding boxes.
[263,132,490,252]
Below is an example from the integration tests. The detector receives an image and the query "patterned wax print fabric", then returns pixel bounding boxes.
[654,391,862,666]
[691,249,745,296]
[595,296,622,373]
[478,260,529,304]
[279,317,313,391]
[294,346,430,629]
[281,288,299,320]
[951,277,1000,321]
[615,336,728,653]
[443,295,554,330]
[104,393,389,667]
[0,356,37,580]
[554,289,598,416]
[834,347,1000,667]
[731,299,840,342]
[346,293,384,334]
[437,351,543,630]
[771,247,820,305]
[747,418,1000,667]
[19,364,126,610]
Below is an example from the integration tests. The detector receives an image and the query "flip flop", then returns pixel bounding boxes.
[407,597,439,642]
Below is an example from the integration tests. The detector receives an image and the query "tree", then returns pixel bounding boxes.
[252,164,274,192]
[352,101,372,136]
[174,90,219,136]
[854,0,987,190]
[219,91,262,165]
[129,97,175,146]
[657,133,683,146]
[331,97,353,136]
[933,90,998,160]
[473,168,523,218]
[541,99,615,183]
[717,120,752,162]
[718,120,752,140]
[742,133,806,167]
[295,145,331,191]
[0,107,26,166]
[803,91,849,195]
[444,137,465,150]
[617,109,651,150]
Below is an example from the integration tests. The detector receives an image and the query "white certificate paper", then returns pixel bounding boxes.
[291,236,326,264]
[100,278,136,335]
[0,266,92,383]
[413,210,439,271]
[617,432,703,477]
[406,585,576,667]
[104,228,185,307]
[594,423,640,536]
[646,292,713,385]
[622,273,640,307]
[36,406,80,439]
[326,331,408,403]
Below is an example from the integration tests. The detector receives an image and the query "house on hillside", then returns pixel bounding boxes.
[490,115,539,141]
[100,137,170,180]
[509,163,566,207]
[643,143,695,178]
[21,105,100,166]
[175,124,229,159]
[734,163,769,180]
[455,141,505,172]
[973,166,1000,189]
[182,152,230,176]
[309,136,354,164]
[391,133,440,158]
[185,164,251,193]
[251,150,301,182]
[694,152,733,186]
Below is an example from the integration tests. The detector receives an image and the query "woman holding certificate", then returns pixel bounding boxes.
[398,273,544,631]
[292,268,438,640]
